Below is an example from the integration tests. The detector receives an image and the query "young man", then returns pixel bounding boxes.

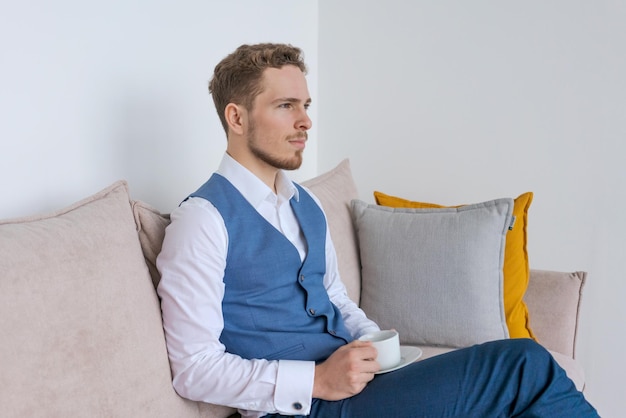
[156,43,598,418]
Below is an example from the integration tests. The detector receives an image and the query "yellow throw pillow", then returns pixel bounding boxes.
[373,191,536,341]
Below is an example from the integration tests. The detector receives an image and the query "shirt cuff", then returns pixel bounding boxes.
[274,360,315,415]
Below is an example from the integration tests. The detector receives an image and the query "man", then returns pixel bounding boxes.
[157,43,598,417]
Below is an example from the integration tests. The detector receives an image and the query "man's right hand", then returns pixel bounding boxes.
[312,340,380,401]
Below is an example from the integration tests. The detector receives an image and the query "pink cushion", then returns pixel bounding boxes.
[302,159,362,304]
[525,270,586,358]
[0,181,203,417]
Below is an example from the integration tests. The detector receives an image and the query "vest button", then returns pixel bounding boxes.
[299,275,305,282]
[309,308,316,315]
[329,329,336,335]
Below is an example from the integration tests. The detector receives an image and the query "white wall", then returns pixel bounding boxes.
[0,0,318,218]
[318,1,625,416]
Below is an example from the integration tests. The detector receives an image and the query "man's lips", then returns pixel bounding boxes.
[288,133,308,149]
[288,138,307,150]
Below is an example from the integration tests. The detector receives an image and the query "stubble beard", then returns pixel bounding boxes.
[247,121,305,171]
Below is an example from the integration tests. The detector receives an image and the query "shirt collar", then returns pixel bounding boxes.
[216,153,299,209]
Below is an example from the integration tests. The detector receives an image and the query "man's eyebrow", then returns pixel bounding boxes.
[272,97,312,104]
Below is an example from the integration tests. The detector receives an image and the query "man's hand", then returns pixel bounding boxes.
[312,340,380,401]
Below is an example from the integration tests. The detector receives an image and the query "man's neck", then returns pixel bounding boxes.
[225,150,279,193]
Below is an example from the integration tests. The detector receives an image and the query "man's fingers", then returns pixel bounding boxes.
[345,341,380,372]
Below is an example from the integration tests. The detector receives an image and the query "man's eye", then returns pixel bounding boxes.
[279,103,292,109]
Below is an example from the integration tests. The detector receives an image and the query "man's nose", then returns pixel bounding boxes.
[297,109,312,130]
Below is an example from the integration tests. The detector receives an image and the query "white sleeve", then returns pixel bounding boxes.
[156,198,315,416]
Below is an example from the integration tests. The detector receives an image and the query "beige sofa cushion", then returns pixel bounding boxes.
[133,199,171,289]
[301,159,362,304]
[524,270,587,359]
[132,200,237,418]
[0,181,202,417]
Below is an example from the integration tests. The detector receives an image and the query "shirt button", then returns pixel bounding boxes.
[293,402,303,410]
[309,308,316,315]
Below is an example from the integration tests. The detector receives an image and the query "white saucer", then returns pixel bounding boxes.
[375,346,423,374]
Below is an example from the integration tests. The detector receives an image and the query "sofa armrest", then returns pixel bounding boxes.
[524,269,586,359]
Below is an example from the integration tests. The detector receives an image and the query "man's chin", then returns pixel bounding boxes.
[283,151,303,171]
[275,153,303,171]
[250,146,303,171]
[282,160,303,171]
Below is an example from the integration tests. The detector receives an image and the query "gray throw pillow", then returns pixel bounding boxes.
[352,198,513,348]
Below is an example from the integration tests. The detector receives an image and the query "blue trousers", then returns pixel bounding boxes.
[265,339,598,417]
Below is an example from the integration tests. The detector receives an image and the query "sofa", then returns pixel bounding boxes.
[0,159,587,418]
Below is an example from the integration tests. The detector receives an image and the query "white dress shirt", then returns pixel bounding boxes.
[156,153,379,418]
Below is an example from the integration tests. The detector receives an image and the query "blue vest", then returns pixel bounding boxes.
[188,174,352,362]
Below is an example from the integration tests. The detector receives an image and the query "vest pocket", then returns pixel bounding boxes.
[263,343,305,360]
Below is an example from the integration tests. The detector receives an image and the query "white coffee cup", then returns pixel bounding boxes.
[358,329,401,370]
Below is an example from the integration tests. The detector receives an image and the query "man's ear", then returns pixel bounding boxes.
[224,103,246,136]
